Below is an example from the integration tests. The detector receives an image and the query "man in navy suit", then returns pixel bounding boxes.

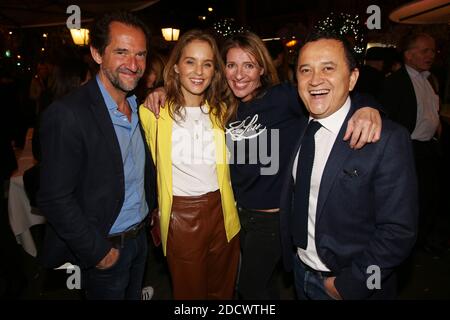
[38,12,156,299]
[280,31,418,300]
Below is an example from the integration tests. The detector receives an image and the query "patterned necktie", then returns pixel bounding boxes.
[292,120,321,249]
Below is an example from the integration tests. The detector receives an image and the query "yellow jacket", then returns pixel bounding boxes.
[139,103,240,255]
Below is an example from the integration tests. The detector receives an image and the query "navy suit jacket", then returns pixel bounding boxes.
[37,79,157,269]
[280,101,418,299]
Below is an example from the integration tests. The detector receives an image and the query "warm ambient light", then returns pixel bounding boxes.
[285,39,298,47]
[161,28,180,41]
[208,7,213,12]
[70,28,90,46]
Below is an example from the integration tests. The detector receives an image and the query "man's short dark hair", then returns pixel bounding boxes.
[90,11,150,56]
[365,47,385,61]
[302,30,358,71]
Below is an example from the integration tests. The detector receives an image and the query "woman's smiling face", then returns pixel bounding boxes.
[225,47,264,102]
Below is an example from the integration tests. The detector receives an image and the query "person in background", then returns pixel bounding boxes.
[280,30,417,300]
[29,62,51,116]
[380,32,443,255]
[37,11,157,300]
[383,47,403,77]
[266,39,295,84]
[0,66,19,178]
[80,46,99,85]
[24,54,89,209]
[0,71,25,296]
[354,46,385,99]
[140,30,240,300]
[135,51,166,103]
[50,57,90,101]
[144,31,382,299]
[145,52,166,90]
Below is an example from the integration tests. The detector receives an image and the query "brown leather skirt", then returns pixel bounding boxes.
[166,190,240,300]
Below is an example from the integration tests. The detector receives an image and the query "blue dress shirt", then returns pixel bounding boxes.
[96,76,148,234]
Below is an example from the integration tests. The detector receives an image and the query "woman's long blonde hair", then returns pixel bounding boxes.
[164,29,237,128]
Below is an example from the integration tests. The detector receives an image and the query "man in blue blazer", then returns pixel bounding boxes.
[280,31,418,300]
[37,12,156,299]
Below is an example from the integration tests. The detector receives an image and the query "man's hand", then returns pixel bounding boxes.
[324,276,342,300]
[96,247,119,270]
[143,87,166,119]
[343,107,381,149]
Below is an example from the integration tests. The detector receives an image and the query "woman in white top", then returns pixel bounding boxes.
[140,30,240,299]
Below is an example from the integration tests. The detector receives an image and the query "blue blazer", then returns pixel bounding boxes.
[37,79,157,269]
[280,102,418,299]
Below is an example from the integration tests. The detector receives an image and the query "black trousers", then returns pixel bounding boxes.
[237,207,282,299]
[413,139,443,246]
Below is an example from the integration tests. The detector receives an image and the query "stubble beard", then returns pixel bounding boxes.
[104,67,143,93]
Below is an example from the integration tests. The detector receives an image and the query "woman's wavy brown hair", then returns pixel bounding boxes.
[164,29,237,128]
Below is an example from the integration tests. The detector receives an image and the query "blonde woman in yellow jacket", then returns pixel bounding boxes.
[139,30,240,300]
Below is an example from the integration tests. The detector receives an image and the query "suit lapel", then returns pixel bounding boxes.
[86,80,123,173]
[281,116,308,213]
[401,66,418,132]
[288,116,309,180]
[315,106,355,223]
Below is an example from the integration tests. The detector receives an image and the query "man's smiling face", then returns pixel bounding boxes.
[297,38,359,118]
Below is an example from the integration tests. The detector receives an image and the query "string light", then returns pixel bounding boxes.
[315,12,365,58]
[213,18,246,38]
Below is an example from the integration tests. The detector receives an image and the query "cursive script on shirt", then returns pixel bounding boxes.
[226,114,267,141]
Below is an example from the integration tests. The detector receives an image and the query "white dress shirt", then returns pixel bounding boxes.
[292,97,351,271]
[405,64,440,141]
